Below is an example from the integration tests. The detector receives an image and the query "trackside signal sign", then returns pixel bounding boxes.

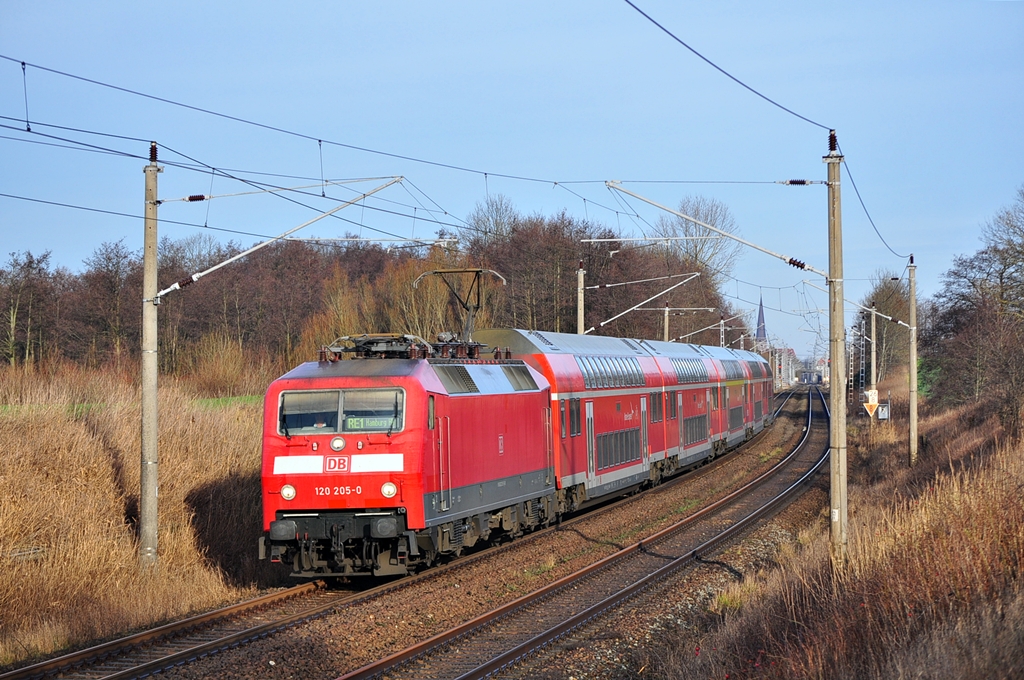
[863,389,878,417]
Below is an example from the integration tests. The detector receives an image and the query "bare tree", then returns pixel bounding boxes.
[464,194,520,243]
[650,196,742,288]
[0,251,66,366]
[979,184,1024,319]
[859,268,910,382]
[78,240,141,366]
[924,185,1024,435]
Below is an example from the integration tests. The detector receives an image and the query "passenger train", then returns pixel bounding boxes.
[259,328,772,577]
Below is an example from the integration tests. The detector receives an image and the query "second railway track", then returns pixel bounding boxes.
[341,388,828,680]
[1,391,807,680]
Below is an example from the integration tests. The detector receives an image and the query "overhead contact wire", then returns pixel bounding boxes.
[621,1,830,131]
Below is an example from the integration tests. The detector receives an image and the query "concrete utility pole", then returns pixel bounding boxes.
[909,256,918,466]
[858,318,866,393]
[140,142,162,569]
[629,305,715,342]
[577,262,585,335]
[870,301,877,391]
[825,130,848,566]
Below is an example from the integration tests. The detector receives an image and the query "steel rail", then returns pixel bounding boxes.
[472,389,828,679]
[2,390,805,680]
[0,581,324,680]
[338,389,824,680]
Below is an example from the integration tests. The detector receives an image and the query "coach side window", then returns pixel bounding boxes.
[560,399,567,438]
[428,395,435,430]
[649,392,664,423]
[570,398,581,436]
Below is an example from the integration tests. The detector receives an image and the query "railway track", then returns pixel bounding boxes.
[1,390,804,680]
[339,388,828,680]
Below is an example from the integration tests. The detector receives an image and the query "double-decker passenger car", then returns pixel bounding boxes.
[474,330,773,513]
[260,330,771,577]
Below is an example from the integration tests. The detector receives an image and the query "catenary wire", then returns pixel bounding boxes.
[0,123,469,234]
[0,53,555,184]
[620,1,830,131]
[5,57,901,275]
[837,143,911,259]
[617,6,907,263]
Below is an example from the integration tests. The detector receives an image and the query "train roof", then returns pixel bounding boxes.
[474,328,769,365]
[475,329,650,357]
[272,356,549,397]
[639,338,769,365]
[277,359,424,381]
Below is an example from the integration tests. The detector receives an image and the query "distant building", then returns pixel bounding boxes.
[755,296,768,352]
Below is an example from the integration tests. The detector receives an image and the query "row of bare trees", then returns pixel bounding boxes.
[0,195,751,377]
[851,271,912,387]
[923,184,1024,433]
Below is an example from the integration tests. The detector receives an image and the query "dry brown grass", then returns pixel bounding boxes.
[179,330,284,397]
[0,362,282,668]
[642,381,1024,679]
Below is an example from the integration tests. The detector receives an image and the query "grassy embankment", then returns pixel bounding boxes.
[0,358,286,669]
[642,372,1024,678]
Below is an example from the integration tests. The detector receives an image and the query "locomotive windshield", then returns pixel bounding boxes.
[279,389,405,435]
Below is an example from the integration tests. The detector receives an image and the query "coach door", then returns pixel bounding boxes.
[437,408,452,513]
[585,401,595,478]
[544,406,553,485]
[677,391,685,453]
[706,388,713,442]
[640,396,649,462]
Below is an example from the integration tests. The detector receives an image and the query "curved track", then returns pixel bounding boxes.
[338,389,827,680]
[0,391,803,680]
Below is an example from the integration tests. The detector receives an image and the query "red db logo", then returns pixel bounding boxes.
[324,456,350,473]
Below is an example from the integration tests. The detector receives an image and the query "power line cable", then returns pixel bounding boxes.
[4,53,908,261]
[162,146,412,241]
[836,143,911,259]
[0,121,142,160]
[0,191,446,252]
[2,54,834,195]
[2,111,834,237]
[0,131,132,157]
[618,6,908,263]
[0,190,278,240]
[0,53,555,184]
[0,118,484,238]
[620,1,830,131]
[0,113,149,143]
[0,114,630,232]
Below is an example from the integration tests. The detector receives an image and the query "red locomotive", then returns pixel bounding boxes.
[259,329,772,577]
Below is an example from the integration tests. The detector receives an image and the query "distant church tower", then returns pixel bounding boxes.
[755,295,768,351]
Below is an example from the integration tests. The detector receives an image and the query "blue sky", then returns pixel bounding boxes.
[2,1,1022,359]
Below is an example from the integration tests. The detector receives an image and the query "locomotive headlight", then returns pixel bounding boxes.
[281,484,297,501]
[381,482,398,498]
[330,437,345,451]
